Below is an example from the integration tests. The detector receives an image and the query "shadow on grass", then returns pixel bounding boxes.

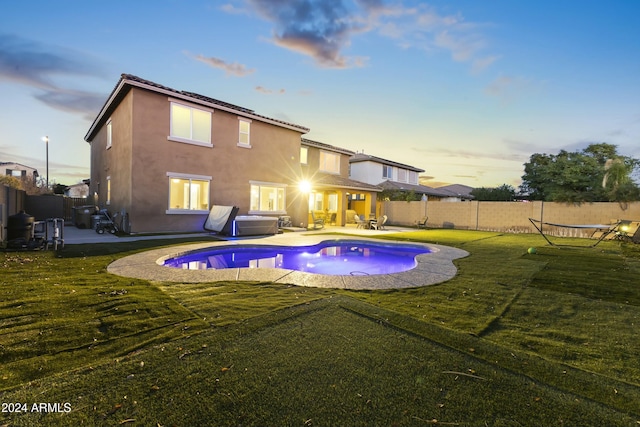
[58,236,224,258]
[1,296,637,426]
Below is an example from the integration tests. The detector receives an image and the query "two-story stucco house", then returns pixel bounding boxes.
[1,162,39,182]
[349,152,456,200]
[300,139,381,225]
[85,74,314,233]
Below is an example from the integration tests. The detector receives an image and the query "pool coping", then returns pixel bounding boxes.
[107,235,469,290]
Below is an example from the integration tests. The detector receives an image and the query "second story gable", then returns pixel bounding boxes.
[300,138,354,177]
[1,162,39,181]
[349,152,423,186]
[85,74,310,152]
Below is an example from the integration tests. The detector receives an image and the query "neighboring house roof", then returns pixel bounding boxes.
[349,152,425,173]
[85,74,310,142]
[435,184,475,199]
[1,162,39,176]
[377,180,453,197]
[301,138,355,156]
[314,173,382,192]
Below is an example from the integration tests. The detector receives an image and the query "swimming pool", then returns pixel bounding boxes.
[163,240,432,276]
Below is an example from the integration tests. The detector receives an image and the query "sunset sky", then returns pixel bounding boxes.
[1,0,639,188]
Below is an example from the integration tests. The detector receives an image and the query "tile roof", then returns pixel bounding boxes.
[435,184,475,198]
[313,173,382,192]
[377,180,453,197]
[301,138,355,156]
[349,152,424,173]
[86,74,309,141]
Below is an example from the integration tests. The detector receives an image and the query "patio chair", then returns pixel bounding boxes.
[311,211,324,230]
[371,215,387,230]
[354,214,367,229]
[614,220,640,243]
[416,217,428,229]
[329,213,337,225]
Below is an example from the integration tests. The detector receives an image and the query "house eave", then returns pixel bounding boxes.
[85,75,310,142]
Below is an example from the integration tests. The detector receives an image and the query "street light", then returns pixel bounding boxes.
[42,136,49,189]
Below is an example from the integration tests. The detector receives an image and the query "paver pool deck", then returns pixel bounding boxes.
[107,231,469,290]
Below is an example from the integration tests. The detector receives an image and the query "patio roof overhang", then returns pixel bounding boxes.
[312,174,382,193]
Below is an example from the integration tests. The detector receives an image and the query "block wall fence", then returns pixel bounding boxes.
[382,200,640,238]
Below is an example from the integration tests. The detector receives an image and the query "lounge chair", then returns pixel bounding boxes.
[311,211,324,230]
[614,220,640,243]
[416,217,428,229]
[354,214,367,229]
[528,218,620,247]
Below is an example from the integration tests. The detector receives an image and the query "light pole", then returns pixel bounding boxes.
[42,136,49,189]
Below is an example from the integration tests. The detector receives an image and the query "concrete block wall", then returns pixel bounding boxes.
[383,200,640,238]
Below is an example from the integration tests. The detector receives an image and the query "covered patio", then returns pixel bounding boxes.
[304,173,382,227]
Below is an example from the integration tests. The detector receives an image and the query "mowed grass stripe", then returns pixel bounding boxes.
[1,297,636,426]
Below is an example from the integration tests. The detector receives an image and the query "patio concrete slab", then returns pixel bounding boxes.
[107,232,469,290]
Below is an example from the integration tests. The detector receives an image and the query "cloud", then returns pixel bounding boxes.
[0,33,108,118]
[411,145,525,163]
[220,3,247,14]
[484,75,536,104]
[187,52,256,76]
[246,0,368,68]
[255,85,285,94]
[234,1,497,71]
[34,89,106,121]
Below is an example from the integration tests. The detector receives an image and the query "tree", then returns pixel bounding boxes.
[471,184,517,201]
[520,143,640,203]
[0,175,24,190]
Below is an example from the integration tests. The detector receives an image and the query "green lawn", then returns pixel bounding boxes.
[1,230,639,426]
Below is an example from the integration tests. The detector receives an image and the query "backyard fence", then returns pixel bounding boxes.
[383,200,640,238]
[24,194,96,222]
[1,185,27,242]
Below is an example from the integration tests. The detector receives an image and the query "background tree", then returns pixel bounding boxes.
[471,184,517,201]
[520,143,640,203]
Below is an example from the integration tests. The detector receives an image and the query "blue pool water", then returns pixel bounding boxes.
[163,240,431,276]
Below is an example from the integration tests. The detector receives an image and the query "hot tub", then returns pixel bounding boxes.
[231,215,278,237]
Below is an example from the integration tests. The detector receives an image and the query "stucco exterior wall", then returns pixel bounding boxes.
[349,161,381,185]
[90,90,134,216]
[91,87,307,233]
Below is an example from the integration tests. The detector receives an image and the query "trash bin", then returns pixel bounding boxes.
[73,205,95,229]
[7,210,34,241]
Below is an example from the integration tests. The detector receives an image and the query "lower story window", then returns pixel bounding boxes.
[167,173,211,213]
[250,182,286,214]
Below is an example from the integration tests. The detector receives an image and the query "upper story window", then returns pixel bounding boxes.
[238,118,251,148]
[300,146,308,165]
[169,101,212,147]
[319,151,340,174]
[106,119,112,149]
[398,168,407,182]
[409,171,418,184]
[382,165,393,179]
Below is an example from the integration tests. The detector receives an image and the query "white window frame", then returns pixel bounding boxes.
[166,172,212,214]
[167,99,213,148]
[106,119,112,150]
[398,168,407,182]
[319,151,340,174]
[249,181,287,215]
[382,165,393,179]
[237,117,251,148]
[409,170,418,185]
[300,146,308,165]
